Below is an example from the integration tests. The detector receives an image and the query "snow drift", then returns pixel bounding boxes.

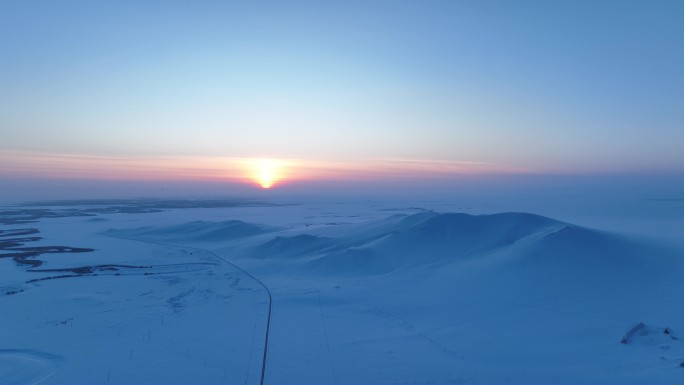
[105,220,275,243]
[106,212,665,277]
[251,234,335,259]
[299,212,659,275]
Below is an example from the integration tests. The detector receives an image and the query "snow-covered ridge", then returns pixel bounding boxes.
[303,211,651,275]
[4,205,683,385]
[108,211,658,276]
[105,220,277,243]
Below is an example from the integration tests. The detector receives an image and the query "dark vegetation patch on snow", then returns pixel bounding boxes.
[0,228,94,268]
[1,198,292,224]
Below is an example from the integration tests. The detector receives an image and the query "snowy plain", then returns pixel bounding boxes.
[1,196,683,385]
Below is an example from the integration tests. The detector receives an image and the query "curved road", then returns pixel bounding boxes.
[102,233,272,385]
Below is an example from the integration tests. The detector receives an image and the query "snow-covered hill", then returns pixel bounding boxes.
[216,212,658,278]
[4,204,682,385]
[106,220,276,243]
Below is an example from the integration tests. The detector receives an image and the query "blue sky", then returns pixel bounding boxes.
[1,0,683,179]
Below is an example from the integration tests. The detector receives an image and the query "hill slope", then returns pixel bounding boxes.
[299,212,653,275]
[106,220,275,243]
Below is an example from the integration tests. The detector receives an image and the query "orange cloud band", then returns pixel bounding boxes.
[0,150,525,187]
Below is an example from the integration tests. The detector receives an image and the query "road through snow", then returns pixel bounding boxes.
[101,233,272,385]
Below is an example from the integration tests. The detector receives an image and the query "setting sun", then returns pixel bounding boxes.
[247,158,285,189]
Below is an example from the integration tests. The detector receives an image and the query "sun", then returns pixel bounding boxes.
[247,158,285,189]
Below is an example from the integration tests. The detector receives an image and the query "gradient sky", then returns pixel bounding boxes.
[1,0,683,191]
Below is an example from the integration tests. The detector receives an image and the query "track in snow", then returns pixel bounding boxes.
[101,233,272,385]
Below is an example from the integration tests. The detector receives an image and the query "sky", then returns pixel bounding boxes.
[0,0,683,199]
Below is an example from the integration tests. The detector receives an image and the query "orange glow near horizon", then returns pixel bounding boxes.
[246,158,286,189]
[0,150,530,187]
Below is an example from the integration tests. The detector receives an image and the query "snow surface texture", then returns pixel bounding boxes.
[1,201,683,385]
